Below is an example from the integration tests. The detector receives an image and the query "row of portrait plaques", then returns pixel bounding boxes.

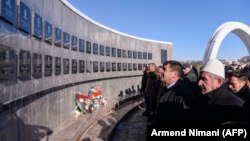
[0,1,154,59]
[0,48,148,80]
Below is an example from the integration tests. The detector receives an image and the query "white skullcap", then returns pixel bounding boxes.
[201,59,225,79]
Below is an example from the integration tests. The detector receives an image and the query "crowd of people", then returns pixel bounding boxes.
[140,59,250,126]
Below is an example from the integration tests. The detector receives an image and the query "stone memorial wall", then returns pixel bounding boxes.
[0,0,173,140]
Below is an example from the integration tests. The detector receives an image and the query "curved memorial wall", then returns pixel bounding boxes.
[0,0,173,140]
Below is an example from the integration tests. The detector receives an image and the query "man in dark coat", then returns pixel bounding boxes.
[197,59,244,125]
[155,61,198,125]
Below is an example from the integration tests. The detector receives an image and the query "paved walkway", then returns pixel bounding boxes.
[109,106,147,141]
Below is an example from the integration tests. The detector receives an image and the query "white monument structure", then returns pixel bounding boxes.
[204,22,250,63]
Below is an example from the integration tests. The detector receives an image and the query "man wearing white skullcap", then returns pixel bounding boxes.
[197,59,244,125]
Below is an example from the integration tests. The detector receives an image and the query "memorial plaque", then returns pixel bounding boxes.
[0,0,16,24]
[44,21,52,43]
[33,13,43,39]
[111,48,116,57]
[63,58,69,74]
[79,39,84,52]
[128,50,132,58]
[143,52,147,59]
[106,62,110,72]
[128,63,132,71]
[93,43,98,55]
[100,62,104,72]
[54,27,62,46]
[63,32,70,49]
[72,59,77,74]
[138,52,142,59]
[99,45,104,56]
[106,46,110,56]
[122,50,126,58]
[148,53,152,60]
[32,53,42,78]
[133,63,137,70]
[19,2,31,33]
[0,48,16,80]
[123,63,127,71]
[133,51,137,59]
[44,55,52,76]
[117,63,121,71]
[112,62,116,71]
[79,60,85,73]
[138,63,142,70]
[71,36,77,51]
[19,50,31,79]
[86,61,92,73]
[86,41,91,54]
[93,61,98,72]
[55,57,61,75]
[117,49,121,57]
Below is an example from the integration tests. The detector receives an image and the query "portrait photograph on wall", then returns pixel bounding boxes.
[100,45,104,56]
[44,21,52,43]
[106,62,110,72]
[93,43,98,55]
[44,55,52,76]
[112,47,116,57]
[106,46,110,56]
[86,41,91,54]
[18,2,31,34]
[63,58,69,74]
[71,36,78,51]
[33,13,43,39]
[19,50,31,79]
[0,47,16,80]
[112,62,116,71]
[79,60,85,73]
[72,59,77,74]
[123,63,127,71]
[54,27,62,47]
[79,39,85,52]
[55,57,61,75]
[93,61,98,72]
[32,53,42,78]
[63,32,70,49]
[100,62,105,72]
[86,61,92,73]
